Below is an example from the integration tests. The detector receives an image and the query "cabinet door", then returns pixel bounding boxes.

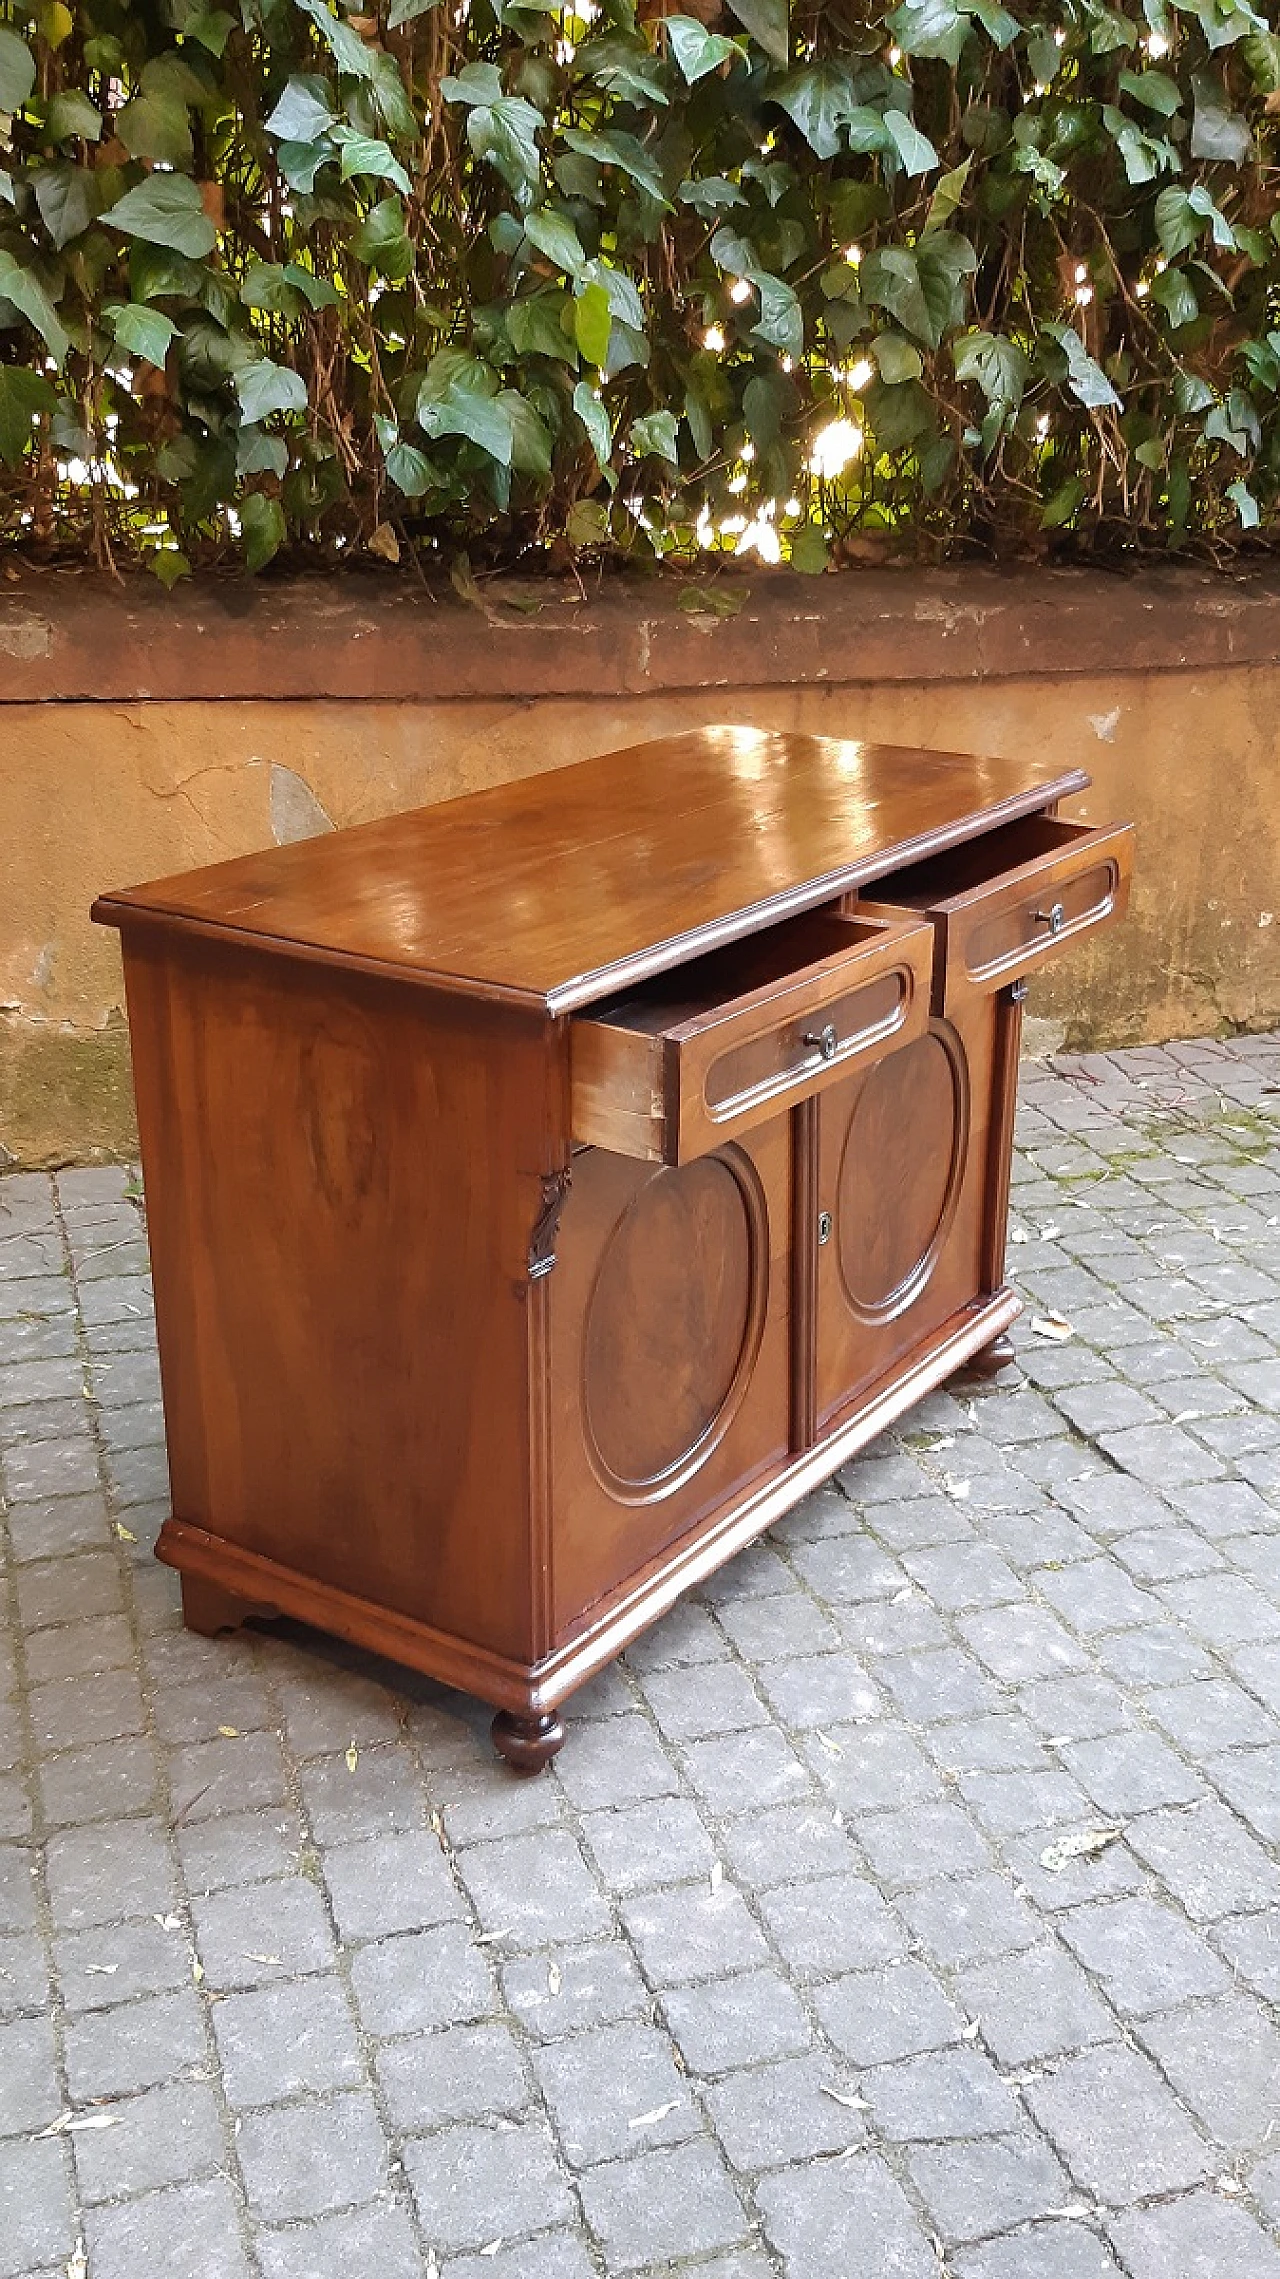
[811,983,1016,1434]
[548,1114,792,1634]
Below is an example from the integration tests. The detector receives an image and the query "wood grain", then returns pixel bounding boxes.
[94,727,1089,1012]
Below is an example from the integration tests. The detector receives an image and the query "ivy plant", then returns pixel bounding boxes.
[0,0,1275,575]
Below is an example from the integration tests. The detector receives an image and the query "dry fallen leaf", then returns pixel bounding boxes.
[473,1930,509,1945]
[710,1861,724,1893]
[547,1961,562,1997]
[1040,1824,1121,1873]
[345,1741,359,1773]
[821,2086,869,2111]
[629,2099,680,2129]
[1030,1313,1075,1343]
[112,1521,137,1542]
[961,2017,982,2041]
[243,1952,280,1967]
[479,2242,503,2258]
[40,2111,119,2137]
[944,1477,972,1501]
[65,2248,87,2279]
[84,1963,118,1977]
[192,1957,204,1983]
[218,1725,239,1739]
[815,1730,844,1760]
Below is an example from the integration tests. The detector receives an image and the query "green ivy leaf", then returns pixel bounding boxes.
[631,408,680,461]
[118,91,195,168]
[562,127,668,208]
[666,17,744,82]
[46,89,103,142]
[240,491,286,572]
[294,0,377,80]
[236,358,309,422]
[337,131,412,196]
[1226,477,1259,526]
[873,332,924,383]
[108,303,179,368]
[769,64,857,161]
[882,109,940,177]
[1118,67,1182,114]
[0,366,55,468]
[953,328,1028,407]
[419,382,516,465]
[722,0,789,66]
[751,272,804,357]
[1189,72,1252,163]
[101,175,218,258]
[924,158,971,234]
[1150,266,1199,326]
[1044,321,1123,408]
[788,521,829,572]
[498,388,552,476]
[572,379,612,467]
[525,208,586,276]
[574,279,612,366]
[265,75,335,142]
[385,438,437,493]
[389,0,440,22]
[352,195,413,279]
[0,252,70,366]
[889,0,967,65]
[0,27,35,113]
[34,164,101,248]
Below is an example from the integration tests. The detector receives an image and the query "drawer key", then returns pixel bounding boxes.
[803,1021,840,1062]
[1033,901,1066,938]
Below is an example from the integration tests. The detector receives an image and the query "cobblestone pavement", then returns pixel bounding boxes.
[2,1032,1280,2279]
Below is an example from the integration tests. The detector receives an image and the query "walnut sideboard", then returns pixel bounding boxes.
[94,727,1132,1772]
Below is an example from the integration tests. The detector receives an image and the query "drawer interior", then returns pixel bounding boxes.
[583,908,894,1038]
[867,814,1088,911]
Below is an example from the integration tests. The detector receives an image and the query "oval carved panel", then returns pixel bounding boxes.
[836,1022,969,1322]
[583,1149,767,1501]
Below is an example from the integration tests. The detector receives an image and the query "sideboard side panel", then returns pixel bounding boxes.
[120,931,562,1665]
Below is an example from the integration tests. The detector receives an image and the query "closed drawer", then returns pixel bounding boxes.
[865,813,1133,997]
[571,908,934,1164]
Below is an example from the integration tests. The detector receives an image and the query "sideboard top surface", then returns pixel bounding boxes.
[94,727,1089,1013]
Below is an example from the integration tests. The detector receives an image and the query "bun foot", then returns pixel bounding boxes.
[491,1710,565,1776]
[960,1332,1017,1381]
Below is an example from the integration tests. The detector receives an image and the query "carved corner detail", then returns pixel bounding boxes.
[528,1167,572,1281]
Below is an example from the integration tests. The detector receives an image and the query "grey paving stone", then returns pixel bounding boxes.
[0,2015,60,2138]
[403,2118,575,2252]
[898,1871,1041,1969]
[1161,1573,1280,1649]
[213,1974,365,2107]
[178,1808,304,1896]
[350,1922,496,2039]
[621,1882,768,1987]
[961,1605,1088,1683]
[151,1663,275,1746]
[378,2022,529,2134]
[856,1800,993,1890]
[1214,1909,1280,2001]
[907,2131,1074,2245]
[443,2242,599,2279]
[0,2138,76,2279]
[956,1940,1116,2066]
[1137,1992,1280,2154]
[814,1959,962,2067]
[72,2078,225,2204]
[756,1870,907,1979]
[1207,1746,1280,1842]
[64,1988,207,2101]
[577,2141,748,2273]
[297,1746,426,1843]
[1059,1893,1231,2016]
[320,1830,463,1942]
[1106,2193,1280,2279]
[456,1830,610,1947]
[756,2148,937,2277]
[45,1818,176,1931]
[638,1661,769,1741]
[705,2052,867,2170]
[0,1930,48,2020]
[661,1967,812,2074]
[925,1712,1049,1775]
[680,1726,812,1817]
[190,1877,339,1991]
[1144,1679,1280,1757]
[1025,2043,1214,2202]
[877,1646,1004,1724]
[580,1796,717,1896]
[861,2045,1018,2142]
[169,1729,288,1824]
[0,1847,47,1940]
[257,2204,427,2279]
[756,1650,882,1729]
[954,2225,1124,2278]
[38,1735,161,1829]
[1061,1728,1204,1815]
[502,1942,648,2043]
[56,1918,191,2013]
[551,1713,681,1811]
[531,2021,697,2166]
[959,1767,1095,1838]
[1125,1795,1280,1920]
[236,2092,390,2222]
[711,1587,840,1663]
[16,1551,123,1632]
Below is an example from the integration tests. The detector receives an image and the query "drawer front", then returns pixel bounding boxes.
[571,914,934,1164]
[946,820,1133,992]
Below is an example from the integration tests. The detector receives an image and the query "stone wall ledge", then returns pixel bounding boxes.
[2,562,1278,705]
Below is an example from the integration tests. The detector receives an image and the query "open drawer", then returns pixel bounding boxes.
[570,907,934,1164]
[864,812,1134,997]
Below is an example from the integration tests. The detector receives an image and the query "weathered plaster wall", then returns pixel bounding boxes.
[2,566,1277,1164]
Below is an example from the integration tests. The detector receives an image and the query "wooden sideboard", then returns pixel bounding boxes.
[94,728,1132,1772]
